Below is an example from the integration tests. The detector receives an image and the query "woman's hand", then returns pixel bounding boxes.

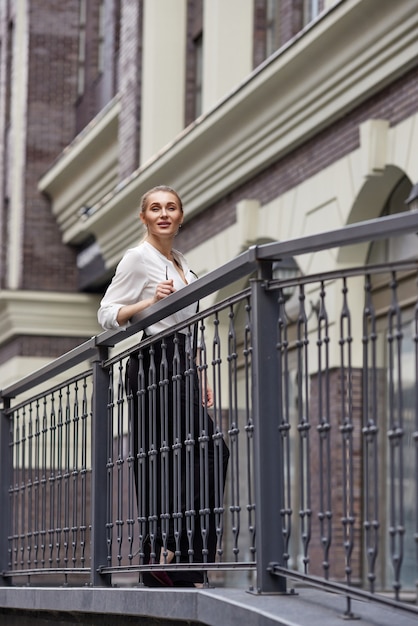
[204,384,214,408]
[116,279,175,326]
[200,378,214,408]
[153,279,175,302]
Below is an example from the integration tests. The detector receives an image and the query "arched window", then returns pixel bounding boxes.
[367,176,416,265]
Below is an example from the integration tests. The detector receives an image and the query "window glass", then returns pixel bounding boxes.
[303,0,320,25]
[367,177,416,265]
[265,0,281,56]
[77,0,87,97]
[98,0,105,74]
[194,33,203,118]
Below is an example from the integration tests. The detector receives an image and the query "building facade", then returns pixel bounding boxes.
[0,0,417,591]
[0,0,417,385]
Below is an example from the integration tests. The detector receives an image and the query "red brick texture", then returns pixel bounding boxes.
[117,0,143,181]
[23,0,80,292]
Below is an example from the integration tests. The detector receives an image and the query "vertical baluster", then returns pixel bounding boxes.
[33,400,41,569]
[277,288,292,568]
[316,281,332,579]
[136,349,148,569]
[362,274,379,592]
[12,409,20,569]
[148,343,159,562]
[159,338,171,563]
[63,385,71,568]
[126,363,135,567]
[228,304,241,561]
[80,376,89,568]
[56,389,64,568]
[243,298,256,563]
[40,397,48,568]
[20,407,27,570]
[339,278,356,601]
[172,335,183,563]
[296,284,311,573]
[115,359,125,565]
[106,365,115,567]
[211,312,228,562]
[27,403,34,570]
[72,382,80,572]
[387,271,404,600]
[184,328,196,562]
[49,393,56,568]
[197,318,210,570]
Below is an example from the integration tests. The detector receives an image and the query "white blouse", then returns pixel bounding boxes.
[98,241,198,334]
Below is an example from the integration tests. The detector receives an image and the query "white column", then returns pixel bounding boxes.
[7,0,29,289]
[140,0,187,164]
[202,0,253,113]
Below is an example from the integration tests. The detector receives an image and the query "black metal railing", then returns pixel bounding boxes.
[1,212,417,617]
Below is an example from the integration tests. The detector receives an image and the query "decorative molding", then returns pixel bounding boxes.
[0,291,101,344]
[38,98,120,245]
[359,119,389,177]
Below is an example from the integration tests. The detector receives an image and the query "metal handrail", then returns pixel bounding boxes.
[2,210,418,401]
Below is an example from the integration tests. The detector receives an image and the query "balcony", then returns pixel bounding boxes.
[0,213,417,626]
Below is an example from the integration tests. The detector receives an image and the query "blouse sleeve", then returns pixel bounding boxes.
[97,248,148,330]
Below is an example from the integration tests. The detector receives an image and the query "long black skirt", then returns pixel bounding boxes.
[126,333,229,585]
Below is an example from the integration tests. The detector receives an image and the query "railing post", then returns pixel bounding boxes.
[90,344,112,586]
[251,267,287,594]
[0,396,12,586]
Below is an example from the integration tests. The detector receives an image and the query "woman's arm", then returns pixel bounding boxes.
[98,247,177,330]
[115,279,175,326]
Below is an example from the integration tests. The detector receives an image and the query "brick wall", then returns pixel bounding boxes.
[117,0,143,181]
[23,0,80,292]
[177,64,418,253]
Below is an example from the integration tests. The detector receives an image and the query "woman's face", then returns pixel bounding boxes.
[140,190,183,239]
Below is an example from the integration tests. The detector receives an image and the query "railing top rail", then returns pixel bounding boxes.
[1,337,97,400]
[97,210,418,344]
[256,210,418,261]
[1,210,417,401]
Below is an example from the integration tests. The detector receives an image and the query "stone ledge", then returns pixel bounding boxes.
[0,585,416,626]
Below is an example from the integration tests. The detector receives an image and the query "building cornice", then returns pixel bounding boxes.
[38,98,121,245]
[0,291,101,344]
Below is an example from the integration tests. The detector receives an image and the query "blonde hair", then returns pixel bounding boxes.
[140,185,183,214]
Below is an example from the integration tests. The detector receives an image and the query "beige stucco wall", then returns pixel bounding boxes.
[140,0,187,163]
[187,112,418,277]
[185,112,418,369]
[202,0,254,112]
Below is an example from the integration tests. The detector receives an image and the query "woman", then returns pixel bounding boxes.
[98,186,229,587]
